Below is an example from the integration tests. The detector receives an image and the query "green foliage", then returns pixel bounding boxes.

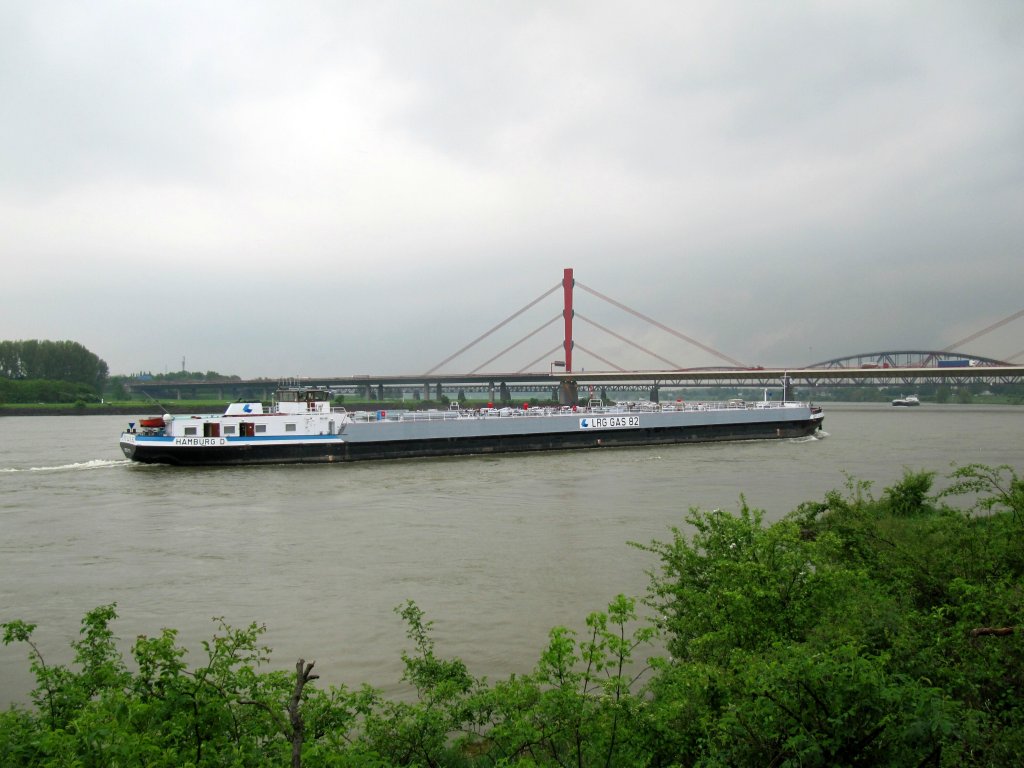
[707,642,951,766]
[3,464,1024,766]
[0,377,102,405]
[2,606,305,766]
[107,378,129,399]
[124,370,241,382]
[0,339,108,390]
[633,464,1024,766]
[940,463,1024,523]
[882,468,936,517]
[634,499,848,663]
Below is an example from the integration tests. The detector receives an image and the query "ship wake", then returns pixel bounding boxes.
[1,459,131,473]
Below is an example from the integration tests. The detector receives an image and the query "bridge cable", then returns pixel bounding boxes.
[424,283,560,375]
[575,282,747,368]
[574,344,628,372]
[518,344,565,374]
[576,313,683,369]
[469,314,562,374]
[942,307,1024,353]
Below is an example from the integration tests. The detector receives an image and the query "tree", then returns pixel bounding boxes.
[0,339,108,391]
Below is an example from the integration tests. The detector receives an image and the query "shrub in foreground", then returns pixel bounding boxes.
[3,464,1023,766]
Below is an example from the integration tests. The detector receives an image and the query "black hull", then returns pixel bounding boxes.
[123,417,823,467]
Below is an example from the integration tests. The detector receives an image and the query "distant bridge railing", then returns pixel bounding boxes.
[126,363,1024,402]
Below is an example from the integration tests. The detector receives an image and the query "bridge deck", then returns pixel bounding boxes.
[128,365,1024,398]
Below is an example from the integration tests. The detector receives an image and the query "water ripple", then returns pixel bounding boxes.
[0,459,130,473]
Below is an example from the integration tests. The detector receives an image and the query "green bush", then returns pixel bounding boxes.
[883,468,936,517]
[3,464,1023,766]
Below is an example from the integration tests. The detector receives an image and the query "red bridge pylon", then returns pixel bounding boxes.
[426,267,746,374]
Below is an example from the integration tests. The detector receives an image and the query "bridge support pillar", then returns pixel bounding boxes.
[557,380,578,406]
[488,382,496,403]
[377,383,384,401]
[423,383,431,401]
[436,383,443,400]
[649,386,659,403]
[499,382,511,404]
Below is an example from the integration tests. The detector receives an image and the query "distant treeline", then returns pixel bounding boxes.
[123,370,242,382]
[0,340,108,403]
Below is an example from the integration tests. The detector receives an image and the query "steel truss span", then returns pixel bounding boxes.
[809,350,1010,369]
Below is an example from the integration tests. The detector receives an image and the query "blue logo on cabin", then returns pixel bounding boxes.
[243,404,253,413]
[581,419,589,428]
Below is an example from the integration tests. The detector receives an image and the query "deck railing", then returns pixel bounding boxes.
[341,399,806,423]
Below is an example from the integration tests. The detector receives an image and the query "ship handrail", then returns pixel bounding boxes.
[337,399,810,423]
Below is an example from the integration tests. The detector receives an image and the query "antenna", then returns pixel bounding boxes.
[141,389,170,416]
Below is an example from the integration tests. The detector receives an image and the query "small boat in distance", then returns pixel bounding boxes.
[119,383,825,467]
[892,394,921,407]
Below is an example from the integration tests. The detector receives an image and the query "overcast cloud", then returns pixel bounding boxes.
[2,0,1022,377]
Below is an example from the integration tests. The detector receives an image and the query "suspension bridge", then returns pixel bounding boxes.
[129,268,1024,402]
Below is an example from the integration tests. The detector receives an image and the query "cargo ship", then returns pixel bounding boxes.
[119,384,824,466]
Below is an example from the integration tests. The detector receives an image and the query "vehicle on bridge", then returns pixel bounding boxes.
[120,383,825,466]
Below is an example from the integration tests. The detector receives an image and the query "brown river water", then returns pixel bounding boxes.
[2,403,1023,706]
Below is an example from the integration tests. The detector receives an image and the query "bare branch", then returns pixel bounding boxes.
[970,627,1016,638]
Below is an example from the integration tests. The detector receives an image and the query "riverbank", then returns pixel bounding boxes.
[0,405,214,417]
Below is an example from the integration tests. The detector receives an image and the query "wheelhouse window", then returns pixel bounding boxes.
[184,426,198,436]
[255,424,267,434]
[223,425,237,435]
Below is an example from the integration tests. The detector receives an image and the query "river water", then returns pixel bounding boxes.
[2,403,1022,706]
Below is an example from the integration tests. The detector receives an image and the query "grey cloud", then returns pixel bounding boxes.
[2,1,1022,376]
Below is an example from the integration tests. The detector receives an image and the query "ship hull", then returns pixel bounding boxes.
[120,412,823,467]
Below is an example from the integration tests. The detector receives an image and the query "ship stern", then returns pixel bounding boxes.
[119,432,138,460]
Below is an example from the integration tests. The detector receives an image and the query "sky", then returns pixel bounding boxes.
[2,1,1023,378]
